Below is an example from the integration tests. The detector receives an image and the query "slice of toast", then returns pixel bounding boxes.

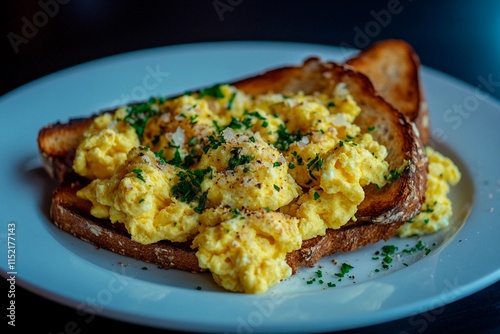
[51,181,204,273]
[39,57,427,278]
[51,180,403,274]
[38,116,95,182]
[346,39,430,144]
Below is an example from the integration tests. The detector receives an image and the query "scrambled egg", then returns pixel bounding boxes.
[397,146,462,237]
[73,108,140,179]
[193,209,301,293]
[72,82,459,293]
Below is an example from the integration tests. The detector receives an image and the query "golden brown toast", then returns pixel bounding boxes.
[38,57,427,279]
[51,181,204,273]
[38,116,95,182]
[346,39,430,144]
[51,180,403,274]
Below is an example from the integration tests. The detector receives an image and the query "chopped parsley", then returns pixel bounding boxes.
[171,168,213,213]
[372,241,433,272]
[227,147,253,170]
[340,138,358,147]
[230,208,242,216]
[199,84,225,98]
[227,92,237,110]
[402,240,428,254]
[422,202,436,213]
[307,153,323,180]
[132,169,146,182]
[245,110,267,121]
[124,100,159,138]
[381,244,398,255]
[274,124,305,151]
[385,169,402,182]
[212,120,222,133]
[154,149,167,164]
[167,142,183,166]
[380,245,398,269]
[189,114,199,124]
[306,269,337,287]
[295,154,304,166]
[203,135,226,153]
[223,110,268,132]
[335,263,354,278]
[181,154,199,169]
[225,117,249,130]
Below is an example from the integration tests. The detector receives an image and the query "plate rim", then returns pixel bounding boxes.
[1,40,499,333]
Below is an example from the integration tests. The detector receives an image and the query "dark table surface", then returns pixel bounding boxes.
[2,1,500,333]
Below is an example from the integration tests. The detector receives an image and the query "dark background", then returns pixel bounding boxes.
[2,0,499,333]
[3,0,500,100]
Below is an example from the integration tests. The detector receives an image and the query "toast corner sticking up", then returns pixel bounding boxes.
[346,39,430,144]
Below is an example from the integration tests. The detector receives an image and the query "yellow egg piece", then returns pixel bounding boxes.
[73,110,140,179]
[197,129,301,211]
[193,209,301,294]
[397,146,462,237]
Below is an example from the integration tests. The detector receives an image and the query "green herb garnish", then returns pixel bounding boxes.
[313,192,320,200]
[132,169,146,182]
[227,92,236,110]
[200,84,225,98]
[335,263,354,277]
[385,169,402,182]
[274,124,305,151]
[124,102,158,138]
[203,135,226,153]
[227,147,253,170]
[307,153,323,180]
[171,168,212,213]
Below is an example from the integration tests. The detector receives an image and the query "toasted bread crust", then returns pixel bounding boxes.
[51,182,204,273]
[38,116,96,182]
[51,181,403,274]
[346,39,430,144]
[286,221,403,274]
[39,54,428,276]
[342,65,428,223]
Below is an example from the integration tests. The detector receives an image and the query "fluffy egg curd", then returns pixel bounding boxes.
[397,146,461,237]
[72,83,460,293]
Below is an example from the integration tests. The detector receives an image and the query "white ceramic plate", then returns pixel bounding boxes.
[1,42,499,333]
